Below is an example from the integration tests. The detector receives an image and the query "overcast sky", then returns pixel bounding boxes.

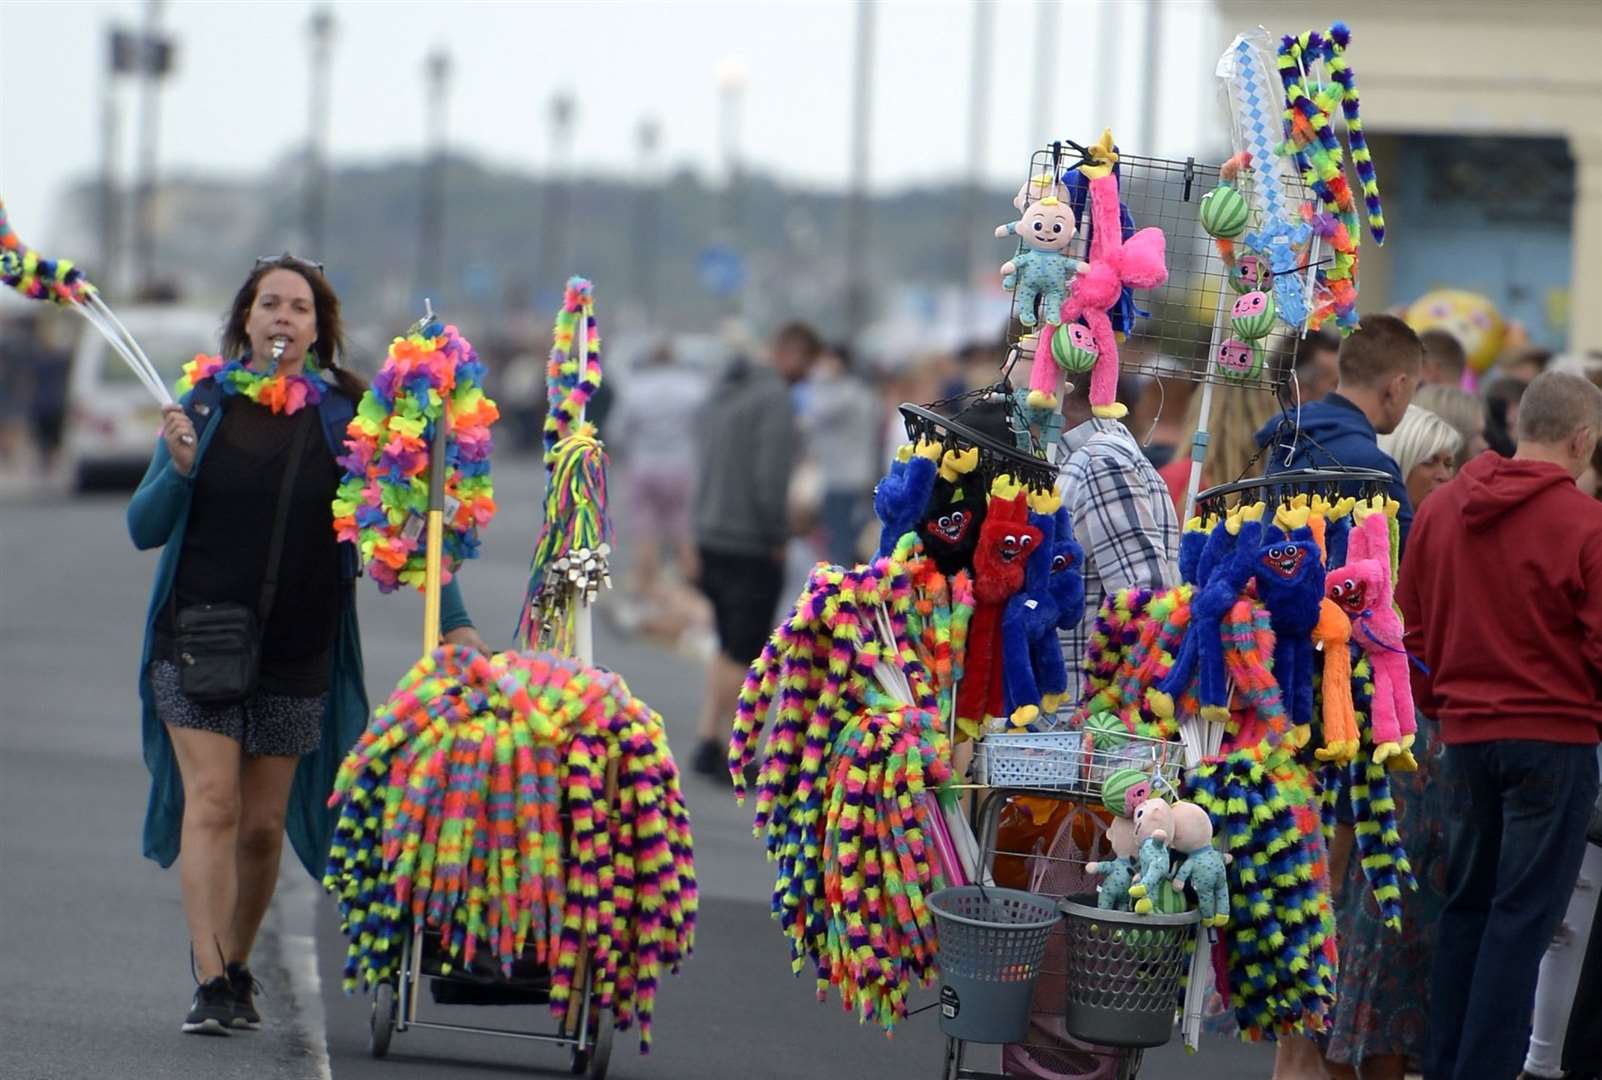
[1,1,1221,249]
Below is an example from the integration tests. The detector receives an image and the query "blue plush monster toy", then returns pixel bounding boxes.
[874,440,940,560]
[1001,492,1071,726]
[1252,510,1326,740]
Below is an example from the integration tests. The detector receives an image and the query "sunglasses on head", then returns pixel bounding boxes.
[254,253,326,273]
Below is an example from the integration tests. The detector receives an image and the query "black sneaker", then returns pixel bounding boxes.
[182,976,234,1036]
[691,738,727,780]
[225,962,262,1030]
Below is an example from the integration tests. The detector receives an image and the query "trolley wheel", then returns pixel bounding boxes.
[369,983,395,1059]
[568,1008,613,1079]
[1116,1047,1143,1080]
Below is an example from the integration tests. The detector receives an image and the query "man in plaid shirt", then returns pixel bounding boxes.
[1054,409,1180,711]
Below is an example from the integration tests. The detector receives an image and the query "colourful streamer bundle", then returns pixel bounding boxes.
[516,278,614,648]
[332,319,499,592]
[728,552,955,1031]
[323,646,696,1053]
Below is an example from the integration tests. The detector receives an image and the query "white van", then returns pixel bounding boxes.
[65,306,220,489]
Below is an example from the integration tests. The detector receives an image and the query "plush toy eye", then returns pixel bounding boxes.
[1344,578,1357,592]
[1329,583,1344,598]
[1051,555,1068,572]
[1032,220,1044,232]
[1052,222,1063,234]
[938,515,951,528]
[1020,535,1034,549]
[1004,533,1019,545]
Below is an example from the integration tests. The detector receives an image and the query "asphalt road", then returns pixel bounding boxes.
[0,454,1269,1080]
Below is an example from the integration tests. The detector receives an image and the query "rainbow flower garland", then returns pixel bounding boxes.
[332,318,499,593]
[175,353,331,415]
[324,645,697,1053]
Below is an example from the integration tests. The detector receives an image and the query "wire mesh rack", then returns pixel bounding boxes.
[999,141,1319,397]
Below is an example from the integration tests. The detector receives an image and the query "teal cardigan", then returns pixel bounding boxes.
[128,381,473,879]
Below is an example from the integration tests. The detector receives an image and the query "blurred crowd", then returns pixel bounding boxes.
[0,311,72,483]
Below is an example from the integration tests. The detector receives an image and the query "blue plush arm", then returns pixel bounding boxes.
[127,438,192,550]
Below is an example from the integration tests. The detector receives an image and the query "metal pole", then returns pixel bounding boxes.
[100,49,122,293]
[634,117,661,320]
[133,0,166,273]
[417,49,450,304]
[961,1,993,328]
[537,93,575,300]
[1030,0,1059,147]
[845,1,875,341]
[1138,0,1163,153]
[304,6,335,255]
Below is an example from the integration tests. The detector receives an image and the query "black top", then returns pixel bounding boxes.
[155,397,344,696]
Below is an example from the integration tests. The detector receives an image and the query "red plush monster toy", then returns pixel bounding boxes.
[955,476,1043,730]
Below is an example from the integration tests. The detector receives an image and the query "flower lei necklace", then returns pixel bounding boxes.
[175,352,331,415]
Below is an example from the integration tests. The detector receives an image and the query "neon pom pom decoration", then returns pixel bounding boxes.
[332,314,499,593]
[0,196,173,406]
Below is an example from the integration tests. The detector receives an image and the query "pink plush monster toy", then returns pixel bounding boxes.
[1028,129,1169,418]
[1327,505,1418,769]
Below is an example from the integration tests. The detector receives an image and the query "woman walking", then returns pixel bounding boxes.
[128,255,487,1034]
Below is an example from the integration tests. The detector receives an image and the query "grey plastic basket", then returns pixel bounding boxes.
[930,886,1060,1044]
[1057,895,1199,1049]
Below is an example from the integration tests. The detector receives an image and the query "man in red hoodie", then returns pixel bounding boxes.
[1399,370,1602,1080]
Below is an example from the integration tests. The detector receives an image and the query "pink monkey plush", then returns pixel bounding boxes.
[1028,130,1168,419]
[1327,510,1417,767]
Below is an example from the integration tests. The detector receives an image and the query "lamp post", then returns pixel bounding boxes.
[845,2,876,342]
[536,93,576,301]
[417,48,451,305]
[304,6,335,256]
[130,0,174,284]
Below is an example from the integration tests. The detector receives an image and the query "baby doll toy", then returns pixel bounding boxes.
[997,196,1081,329]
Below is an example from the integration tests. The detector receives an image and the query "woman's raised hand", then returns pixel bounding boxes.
[161,404,198,475]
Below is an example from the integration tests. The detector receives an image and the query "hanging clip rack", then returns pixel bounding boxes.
[899,390,1058,494]
[1193,465,1393,520]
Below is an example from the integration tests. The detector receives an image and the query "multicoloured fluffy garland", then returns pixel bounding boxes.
[0,198,94,305]
[728,552,956,1031]
[516,278,613,649]
[1276,24,1385,334]
[332,319,499,593]
[323,646,696,1052]
[1317,656,1416,930]
[1,196,173,404]
[175,353,331,416]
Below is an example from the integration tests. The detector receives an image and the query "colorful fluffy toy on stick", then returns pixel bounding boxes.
[0,196,174,405]
[1027,130,1168,417]
[516,279,612,649]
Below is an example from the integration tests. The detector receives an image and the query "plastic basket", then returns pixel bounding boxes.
[1057,896,1199,1048]
[930,886,1060,1044]
[974,729,1182,802]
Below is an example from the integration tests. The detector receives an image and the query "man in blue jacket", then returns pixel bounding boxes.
[1255,313,1422,549]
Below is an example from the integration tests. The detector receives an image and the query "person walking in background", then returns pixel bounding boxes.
[1400,371,1602,1080]
[1323,405,1462,1080]
[1158,383,1283,512]
[1412,383,1488,467]
[689,321,819,781]
[1418,328,1467,388]
[802,344,881,566]
[1055,377,1179,709]
[609,341,707,609]
[1256,314,1421,548]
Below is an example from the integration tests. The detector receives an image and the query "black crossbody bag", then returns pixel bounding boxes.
[172,408,315,706]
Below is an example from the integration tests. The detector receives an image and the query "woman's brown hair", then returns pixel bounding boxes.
[221,256,367,400]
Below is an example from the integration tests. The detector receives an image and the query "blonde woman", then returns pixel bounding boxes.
[1412,384,1487,467]
[1157,384,1284,512]
[1378,404,1463,508]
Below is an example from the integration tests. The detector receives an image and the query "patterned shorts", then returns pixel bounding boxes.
[149,660,325,758]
